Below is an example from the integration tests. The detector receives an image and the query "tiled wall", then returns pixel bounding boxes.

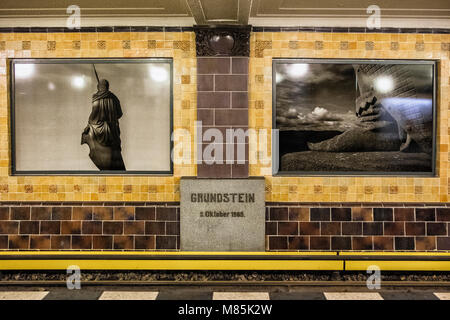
[249,31,450,203]
[0,27,449,251]
[0,30,197,202]
[197,56,249,178]
[0,203,179,250]
[266,204,450,251]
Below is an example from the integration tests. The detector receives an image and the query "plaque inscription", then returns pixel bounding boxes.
[180,178,265,251]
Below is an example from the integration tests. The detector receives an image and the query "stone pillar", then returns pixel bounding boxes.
[194,25,251,178]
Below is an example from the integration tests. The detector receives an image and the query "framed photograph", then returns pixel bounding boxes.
[272,59,437,176]
[10,58,173,175]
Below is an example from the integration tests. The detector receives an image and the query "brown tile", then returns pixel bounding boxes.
[342,222,362,235]
[300,222,320,235]
[427,222,447,235]
[231,92,248,109]
[352,208,373,221]
[92,207,113,220]
[93,236,113,249]
[156,207,177,221]
[231,57,248,74]
[231,163,248,178]
[373,208,393,221]
[310,208,330,221]
[214,75,247,91]
[331,237,351,250]
[352,237,373,250]
[166,222,180,235]
[197,109,214,125]
[321,222,341,235]
[384,222,405,235]
[51,235,71,249]
[72,235,92,249]
[40,221,60,234]
[19,221,39,234]
[197,163,231,178]
[278,222,298,235]
[310,236,330,250]
[266,222,277,235]
[197,57,230,74]
[11,207,30,220]
[81,221,102,234]
[113,236,134,249]
[416,208,436,221]
[405,222,425,235]
[0,221,19,234]
[395,237,415,250]
[363,222,383,235]
[103,221,123,235]
[114,207,134,220]
[135,207,155,220]
[0,207,8,220]
[0,236,7,249]
[270,208,288,221]
[9,235,29,249]
[288,208,309,221]
[436,208,450,221]
[198,92,230,109]
[394,208,415,221]
[30,235,50,249]
[145,221,165,235]
[437,237,450,250]
[331,208,351,221]
[373,236,394,250]
[135,235,155,249]
[268,236,288,250]
[416,236,436,250]
[31,207,51,220]
[214,109,248,126]
[156,235,177,249]
[73,207,93,220]
[52,207,71,220]
[197,75,214,91]
[124,221,145,235]
[61,221,81,234]
[288,236,309,250]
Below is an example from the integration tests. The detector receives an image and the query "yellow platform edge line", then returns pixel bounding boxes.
[346,260,450,271]
[341,251,450,256]
[0,251,338,256]
[0,260,343,271]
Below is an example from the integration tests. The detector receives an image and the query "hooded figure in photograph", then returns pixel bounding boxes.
[81,65,126,170]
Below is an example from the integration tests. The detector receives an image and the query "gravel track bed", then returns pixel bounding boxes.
[1,271,450,282]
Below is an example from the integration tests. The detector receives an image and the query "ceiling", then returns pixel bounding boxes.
[0,0,449,28]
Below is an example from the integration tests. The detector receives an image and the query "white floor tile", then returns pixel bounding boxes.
[433,293,450,300]
[324,292,383,300]
[99,291,159,300]
[0,291,49,300]
[213,292,270,300]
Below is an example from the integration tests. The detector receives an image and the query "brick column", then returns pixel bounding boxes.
[194,26,251,178]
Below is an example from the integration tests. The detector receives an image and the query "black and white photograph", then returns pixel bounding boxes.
[11,58,173,174]
[273,59,436,175]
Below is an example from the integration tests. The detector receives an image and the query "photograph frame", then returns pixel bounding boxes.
[272,58,438,177]
[10,57,174,176]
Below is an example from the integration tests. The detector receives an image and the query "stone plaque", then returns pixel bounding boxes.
[180,178,265,251]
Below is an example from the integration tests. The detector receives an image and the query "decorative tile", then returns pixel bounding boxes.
[122,40,130,49]
[391,42,399,50]
[315,41,323,50]
[340,41,348,50]
[365,41,374,50]
[97,40,106,50]
[22,41,31,50]
[47,41,56,51]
